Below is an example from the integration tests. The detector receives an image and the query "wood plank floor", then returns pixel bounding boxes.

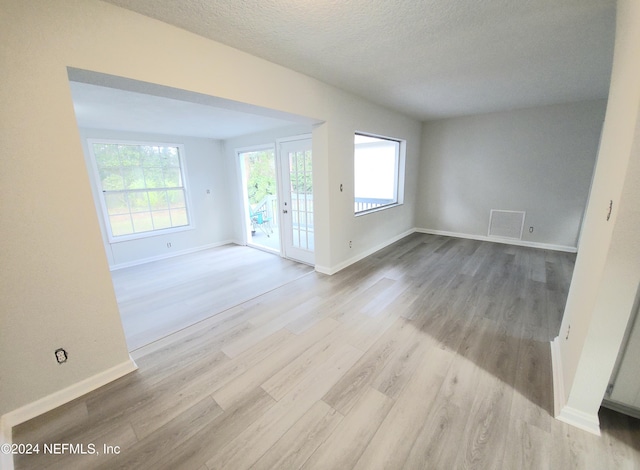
[13,234,640,469]
[111,244,314,351]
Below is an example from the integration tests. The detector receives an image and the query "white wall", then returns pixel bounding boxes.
[323,111,421,271]
[417,100,606,249]
[0,0,421,417]
[78,128,235,268]
[554,0,640,433]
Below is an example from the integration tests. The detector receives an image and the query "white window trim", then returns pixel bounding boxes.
[354,132,406,216]
[87,138,194,243]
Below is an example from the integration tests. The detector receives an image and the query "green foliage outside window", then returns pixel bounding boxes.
[244,150,276,205]
[289,150,312,194]
[92,142,189,238]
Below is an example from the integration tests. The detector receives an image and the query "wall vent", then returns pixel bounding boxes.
[488,210,525,240]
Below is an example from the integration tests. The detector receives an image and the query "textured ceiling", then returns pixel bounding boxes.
[102,0,616,120]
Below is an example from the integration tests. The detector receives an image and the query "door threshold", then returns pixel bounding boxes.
[247,243,281,256]
[247,243,314,268]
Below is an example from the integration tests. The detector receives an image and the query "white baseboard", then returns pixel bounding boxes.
[550,337,601,436]
[315,228,416,276]
[0,357,137,470]
[314,265,332,275]
[601,398,640,420]
[415,228,577,253]
[556,406,601,436]
[109,240,239,271]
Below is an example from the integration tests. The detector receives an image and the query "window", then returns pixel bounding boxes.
[354,133,403,214]
[89,140,191,241]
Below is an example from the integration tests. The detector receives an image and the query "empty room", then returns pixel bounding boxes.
[1,1,639,469]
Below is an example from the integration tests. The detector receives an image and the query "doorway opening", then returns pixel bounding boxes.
[238,136,314,265]
[240,146,281,252]
[68,68,323,351]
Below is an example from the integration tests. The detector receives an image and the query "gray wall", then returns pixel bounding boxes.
[416,100,607,248]
[79,128,235,268]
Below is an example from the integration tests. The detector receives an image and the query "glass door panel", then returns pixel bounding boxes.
[239,147,280,253]
[279,138,314,265]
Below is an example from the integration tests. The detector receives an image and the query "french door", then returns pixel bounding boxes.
[278,137,314,265]
[238,146,280,253]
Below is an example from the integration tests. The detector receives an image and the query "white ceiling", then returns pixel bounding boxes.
[102,0,616,120]
[69,81,307,139]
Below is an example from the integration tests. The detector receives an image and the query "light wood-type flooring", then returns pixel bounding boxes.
[13,234,640,469]
[112,244,313,351]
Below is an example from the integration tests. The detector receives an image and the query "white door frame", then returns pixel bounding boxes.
[235,144,282,254]
[276,134,315,266]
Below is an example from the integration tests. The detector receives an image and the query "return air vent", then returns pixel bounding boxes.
[488,210,525,240]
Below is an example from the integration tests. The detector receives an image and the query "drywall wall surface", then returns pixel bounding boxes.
[558,0,640,420]
[78,128,233,268]
[220,121,412,273]
[417,100,606,248]
[0,2,133,416]
[0,0,420,415]
[325,108,421,268]
[569,110,640,414]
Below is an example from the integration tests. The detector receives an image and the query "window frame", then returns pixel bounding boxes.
[353,132,405,216]
[87,138,194,243]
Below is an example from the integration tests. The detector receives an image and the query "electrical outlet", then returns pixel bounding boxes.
[349,240,352,248]
[55,348,68,364]
[167,242,172,248]
[529,226,534,233]
[565,324,571,340]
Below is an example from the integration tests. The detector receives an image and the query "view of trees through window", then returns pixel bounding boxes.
[243,149,277,206]
[91,142,189,239]
[289,150,313,196]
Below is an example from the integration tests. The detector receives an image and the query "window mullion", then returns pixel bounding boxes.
[167,190,174,227]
